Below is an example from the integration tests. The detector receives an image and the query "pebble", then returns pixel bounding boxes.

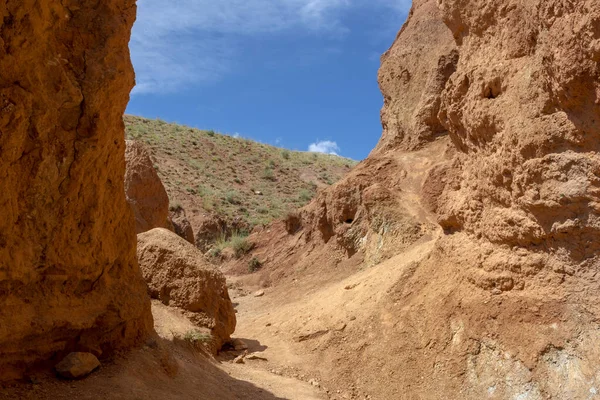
[309,379,320,387]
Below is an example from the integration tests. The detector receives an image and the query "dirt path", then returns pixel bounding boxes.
[219,140,447,399]
[226,233,439,399]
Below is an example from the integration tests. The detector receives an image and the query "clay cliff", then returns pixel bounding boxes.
[0,0,151,379]
[125,140,172,234]
[230,0,600,398]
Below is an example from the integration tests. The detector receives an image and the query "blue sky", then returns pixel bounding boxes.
[126,0,411,160]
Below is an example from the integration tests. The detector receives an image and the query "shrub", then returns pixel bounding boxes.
[262,167,276,181]
[248,257,262,273]
[207,247,222,258]
[230,233,254,258]
[281,150,290,160]
[225,190,241,205]
[207,130,216,137]
[169,202,183,212]
[183,329,212,344]
[298,189,312,202]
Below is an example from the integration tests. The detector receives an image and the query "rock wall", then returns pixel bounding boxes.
[0,0,152,379]
[435,0,600,288]
[372,0,600,397]
[375,0,457,153]
[125,140,172,234]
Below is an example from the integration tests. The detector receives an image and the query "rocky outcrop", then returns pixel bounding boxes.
[137,229,236,351]
[435,0,600,281]
[363,0,600,397]
[375,0,457,153]
[0,0,152,380]
[409,2,600,395]
[169,207,195,245]
[125,140,172,233]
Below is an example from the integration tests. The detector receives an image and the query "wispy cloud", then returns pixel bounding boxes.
[309,140,341,155]
[130,0,409,94]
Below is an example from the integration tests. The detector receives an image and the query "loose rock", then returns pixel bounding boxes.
[55,353,100,380]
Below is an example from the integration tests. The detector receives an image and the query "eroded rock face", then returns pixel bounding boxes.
[375,0,457,153]
[0,0,152,380]
[137,229,236,351]
[125,140,172,234]
[169,207,195,245]
[368,0,600,397]
[436,0,600,283]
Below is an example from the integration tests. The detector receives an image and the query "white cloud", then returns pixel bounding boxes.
[309,140,340,155]
[130,0,409,94]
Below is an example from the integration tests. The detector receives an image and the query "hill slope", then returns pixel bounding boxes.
[124,115,357,236]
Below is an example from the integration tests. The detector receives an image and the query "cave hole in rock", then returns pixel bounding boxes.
[483,78,502,99]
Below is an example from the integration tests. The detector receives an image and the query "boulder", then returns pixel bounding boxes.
[125,140,171,233]
[137,229,236,350]
[55,353,101,380]
[0,0,152,380]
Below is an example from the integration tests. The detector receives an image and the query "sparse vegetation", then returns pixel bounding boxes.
[230,233,254,258]
[169,202,183,212]
[183,329,212,344]
[248,257,262,273]
[124,115,358,230]
[213,231,254,258]
[262,167,276,181]
[298,189,312,202]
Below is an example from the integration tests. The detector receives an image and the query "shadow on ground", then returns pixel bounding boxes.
[0,336,286,400]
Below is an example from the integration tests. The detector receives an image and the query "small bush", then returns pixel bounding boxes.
[225,190,241,205]
[183,330,212,344]
[298,189,312,202]
[207,247,222,258]
[207,130,216,137]
[262,167,276,181]
[281,150,290,160]
[230,234,254,258]
[169,202,183,212]
[248,257,262,273]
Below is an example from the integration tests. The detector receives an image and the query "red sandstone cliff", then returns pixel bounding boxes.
[0,0,151,379]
